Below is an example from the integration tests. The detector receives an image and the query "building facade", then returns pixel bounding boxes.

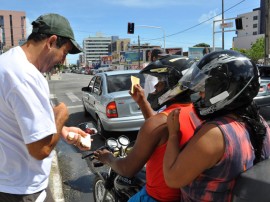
[0,10,26,53]
[233,8,264,49]
[110,39,130,64]
[83,33,111,66]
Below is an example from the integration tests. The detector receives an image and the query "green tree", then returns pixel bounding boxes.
[232,47,248,55]
[246,37,264,63]
[193,43,210,47]
[232,37,264,63]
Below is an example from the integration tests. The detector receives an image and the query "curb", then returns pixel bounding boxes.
[49,150,65,202]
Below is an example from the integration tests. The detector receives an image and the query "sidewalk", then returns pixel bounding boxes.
[48,72,64,201]
[49,150,65,202]
[46,72,62,81]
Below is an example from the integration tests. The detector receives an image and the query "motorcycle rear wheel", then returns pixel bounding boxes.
[93,174,116,202]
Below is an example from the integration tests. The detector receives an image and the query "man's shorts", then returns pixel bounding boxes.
[128,186,157,202]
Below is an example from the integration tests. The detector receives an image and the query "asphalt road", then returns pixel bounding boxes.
[48,72,270,202]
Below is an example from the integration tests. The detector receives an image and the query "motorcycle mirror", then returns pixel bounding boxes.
[106,138,118,148]
[78,122,89,130]
[77,122,98,135]
[118,135,130,146]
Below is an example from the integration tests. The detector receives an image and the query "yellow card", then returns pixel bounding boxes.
[131,76,140,94]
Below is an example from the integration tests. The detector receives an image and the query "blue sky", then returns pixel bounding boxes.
[2,0,260,64]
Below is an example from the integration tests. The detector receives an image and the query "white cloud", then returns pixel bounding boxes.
[199,9,221,25]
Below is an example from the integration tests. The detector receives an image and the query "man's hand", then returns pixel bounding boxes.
[62,126,93,151]
[129,84,146,105]
[93,149,114,164]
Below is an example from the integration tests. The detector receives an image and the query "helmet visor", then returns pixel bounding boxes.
[180,62,210,92]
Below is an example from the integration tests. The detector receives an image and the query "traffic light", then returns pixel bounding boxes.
[235,18,243,30]
[127,22,134,34]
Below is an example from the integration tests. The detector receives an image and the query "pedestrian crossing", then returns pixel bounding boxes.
[50,93,83,109]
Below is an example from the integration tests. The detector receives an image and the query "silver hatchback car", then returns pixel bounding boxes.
[82,70,145,136]
[254,65,270,107]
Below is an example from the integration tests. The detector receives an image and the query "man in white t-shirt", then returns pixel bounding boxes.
[0,13,92,202]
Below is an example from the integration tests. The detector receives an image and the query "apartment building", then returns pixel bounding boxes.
[233,8,264,49]
[83,33,111,66]
[0,10,26,52]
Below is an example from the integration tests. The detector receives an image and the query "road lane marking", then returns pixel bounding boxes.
[65,92,81,102]
[50,94,57,99]
[67,105,83,109]
[50,94,82,109]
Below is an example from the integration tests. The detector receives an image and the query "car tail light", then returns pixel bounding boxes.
[267,83,270,91]
[106,101,118,118]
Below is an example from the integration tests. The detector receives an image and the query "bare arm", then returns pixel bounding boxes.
[130,84,155,119]
[163,109,182,179]
[95,114,168,177]
[163,109,225,188]
[27,102,69,160]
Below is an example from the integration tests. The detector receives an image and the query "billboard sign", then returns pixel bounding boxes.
[188,47,223,60]
[119,51,143,64]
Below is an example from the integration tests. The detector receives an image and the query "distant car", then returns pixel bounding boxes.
[79,67,86,74]
[254,65,270,107]
[82,70,145,136]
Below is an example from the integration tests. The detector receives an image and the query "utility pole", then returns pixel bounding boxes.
[222,0,225,50]
[0,26,2,54]
[265,0,270,65]
[138,35,140,69]
[136,25,166,51]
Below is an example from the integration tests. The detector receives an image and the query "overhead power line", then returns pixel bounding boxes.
[143,0,246,42]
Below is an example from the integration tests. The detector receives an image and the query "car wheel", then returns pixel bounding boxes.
[97,117,107,137]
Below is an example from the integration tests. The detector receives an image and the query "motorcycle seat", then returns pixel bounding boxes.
[232,158,270,202]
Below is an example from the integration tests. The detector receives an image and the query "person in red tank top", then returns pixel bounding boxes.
[94,55,201,202]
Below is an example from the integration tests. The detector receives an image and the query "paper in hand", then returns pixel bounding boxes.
[131,76,140,94]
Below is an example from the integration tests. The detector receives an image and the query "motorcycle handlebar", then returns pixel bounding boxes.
[81,145,133,164]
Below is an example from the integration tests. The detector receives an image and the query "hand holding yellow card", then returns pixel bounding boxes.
[131,76,140,94]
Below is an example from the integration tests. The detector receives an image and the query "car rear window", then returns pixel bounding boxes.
[258,66,270,78]
[107,73,145,93]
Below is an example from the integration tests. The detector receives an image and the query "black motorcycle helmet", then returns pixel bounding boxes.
[140,55,196,111]
[180,50,260,117]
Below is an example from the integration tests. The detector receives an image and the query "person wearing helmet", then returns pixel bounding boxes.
[143,48,164,100]
[163,50,270,201]
[94,55,202,202]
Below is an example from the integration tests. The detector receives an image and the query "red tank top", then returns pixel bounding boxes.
[146,103,201,201]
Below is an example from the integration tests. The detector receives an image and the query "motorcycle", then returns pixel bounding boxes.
[79,122,146,202]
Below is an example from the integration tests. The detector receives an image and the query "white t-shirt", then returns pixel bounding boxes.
[0,46,57,194]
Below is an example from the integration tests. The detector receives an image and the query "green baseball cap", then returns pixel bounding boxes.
[31,13,83,54]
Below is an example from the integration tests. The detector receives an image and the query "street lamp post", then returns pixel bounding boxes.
[136,25,166,51]
[222,0,224,50]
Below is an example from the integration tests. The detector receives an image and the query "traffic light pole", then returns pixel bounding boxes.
[136,25,166,51]
[138,35,140,69]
